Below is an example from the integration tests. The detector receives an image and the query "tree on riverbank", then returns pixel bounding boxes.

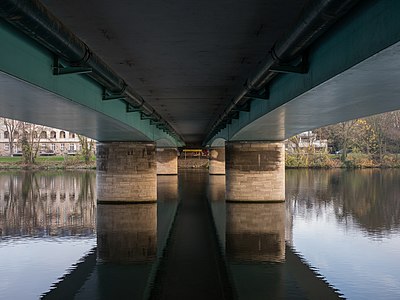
[288,110,400,168]
[2,118,21,157]
[19,122,45,164]
[77,134,94,164]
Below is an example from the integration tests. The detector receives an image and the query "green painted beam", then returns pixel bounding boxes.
[206,0,400,145]
[0,19,183,147]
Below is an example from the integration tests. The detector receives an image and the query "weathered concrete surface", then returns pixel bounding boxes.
[209,147,225,175]
[226,202,285,262]
[157,148,178,175]
[225,141,285,201]
[97,203,157,263]
[96,142,156,202]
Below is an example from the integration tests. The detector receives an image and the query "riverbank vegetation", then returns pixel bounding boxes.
[1,110,399,169]
[285,153,400,168]
[0,155,96,169]
[287,110,400,168]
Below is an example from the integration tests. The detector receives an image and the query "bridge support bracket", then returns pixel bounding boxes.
[150,120,163,126]
[52,56,92,76]
[126,103,142,113]
[270,52,309,74]
[103,87,126,101]
[234,102,251,112]
[228,111,240,120]
[140,112,154,120]
[244,86,270,101]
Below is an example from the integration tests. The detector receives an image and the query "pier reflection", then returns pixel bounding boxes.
[208,174,226,249]
[73,175,179,299]
[157,175,179,253]
[97,203,157,263]
[225,202,286,300]
[226,202,286,262]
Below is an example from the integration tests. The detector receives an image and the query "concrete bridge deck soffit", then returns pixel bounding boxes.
[0,0,399,147]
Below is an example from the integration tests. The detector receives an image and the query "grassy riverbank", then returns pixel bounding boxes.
[0,156,96,170]
[286,153,400,168]
[1,153,399,170]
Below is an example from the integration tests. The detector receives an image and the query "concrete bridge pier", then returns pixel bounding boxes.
[156,148,178,175]
[209,147,226,175]
[96,142,157,203]
[225,141,285,202]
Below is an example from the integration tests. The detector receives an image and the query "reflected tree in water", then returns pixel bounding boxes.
[0,171,96,237]
[286,169,400,238]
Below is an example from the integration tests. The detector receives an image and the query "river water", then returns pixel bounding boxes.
[0,169,399,299]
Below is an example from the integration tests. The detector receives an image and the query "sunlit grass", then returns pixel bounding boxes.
[0,155,96,164]
[0,157,23,163]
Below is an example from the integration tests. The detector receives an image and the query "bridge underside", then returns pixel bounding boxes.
[39,0,308,144]
[209,0,400,145]
[0,70,148,142]
[229,40,400,142]
[0,0,399,147]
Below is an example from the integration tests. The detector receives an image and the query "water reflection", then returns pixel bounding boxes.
[0,171,96,237]
[157,175,179,253]
[97,204,157,263]
[3,168,398,299]
[286,169,400,237]
[73,175,179,299]
[287,169,400,299]
[0,171,97,300]
[208,175,226,249]
[226,202,286,262]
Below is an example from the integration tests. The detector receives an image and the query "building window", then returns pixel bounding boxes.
[4,144,9,151]
[60,131,66,139]
[41,144,46,151]
[51,144,56,151]
[60,143,65,151]
[40,131,47,139]
[50,131,56,139]
[4,131,9,139]
[14,131,19,139]
[69,144,76,152]
[69,132,75,139]
[33,131,38,138]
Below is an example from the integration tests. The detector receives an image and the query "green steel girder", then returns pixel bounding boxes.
[206,0,400,145]
[0,18,184,146]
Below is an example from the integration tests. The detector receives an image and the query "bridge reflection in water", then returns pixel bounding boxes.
[0,171,96,237]
[97,204,157,263]
[42,175,179,300]
[2,170,345,299]
[208,172,341,300]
